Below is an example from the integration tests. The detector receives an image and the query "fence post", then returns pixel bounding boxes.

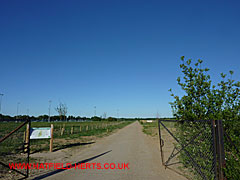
[50,124,53,152]
[24,123,30,153]
[61,124,65,136]
[212,120,226,180]
[26,119,31,177]
[216,120,226,180]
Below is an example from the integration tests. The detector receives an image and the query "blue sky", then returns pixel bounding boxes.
[0,0,240,118]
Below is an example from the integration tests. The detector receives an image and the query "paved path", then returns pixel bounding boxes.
[35,122,186,180]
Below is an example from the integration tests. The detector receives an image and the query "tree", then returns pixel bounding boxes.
[169,56,240,179]
[107,117,117,121]
[38,115,49,121]
[91,116,102,121]
[169,56,240,121]
[55,102,68,121]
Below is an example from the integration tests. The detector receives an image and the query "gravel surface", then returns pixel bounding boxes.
[33,121,186,180]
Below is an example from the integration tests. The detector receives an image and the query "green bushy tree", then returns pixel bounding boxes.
[169,56,240,179]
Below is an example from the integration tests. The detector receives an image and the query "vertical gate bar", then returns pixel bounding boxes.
[158,119,165,166]
[211,119,218,180]
[26,119,31,178]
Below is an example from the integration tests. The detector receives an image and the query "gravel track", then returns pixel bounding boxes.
[34,121,186,180]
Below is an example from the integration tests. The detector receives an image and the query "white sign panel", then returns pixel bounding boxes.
[30,127,51,139]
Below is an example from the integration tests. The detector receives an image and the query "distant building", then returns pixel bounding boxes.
[146,120,153,123]
[140,120,154,123]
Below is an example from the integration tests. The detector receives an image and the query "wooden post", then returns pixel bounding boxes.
[24,124,30,153]
[80,126,81,132]
[50,124,53,152]
[71,126,73,134]
[86,125,88,131]
[61,124,65,136]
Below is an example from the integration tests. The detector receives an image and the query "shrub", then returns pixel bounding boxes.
[169,56,240,179]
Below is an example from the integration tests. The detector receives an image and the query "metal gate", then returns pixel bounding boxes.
[158,119,228,180]
[0,119,31,179]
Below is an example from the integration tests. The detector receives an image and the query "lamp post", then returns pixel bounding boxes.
[0,93,3,113]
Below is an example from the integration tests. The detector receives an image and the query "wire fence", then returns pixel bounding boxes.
[158,120,216,180]
[158,119,240,180]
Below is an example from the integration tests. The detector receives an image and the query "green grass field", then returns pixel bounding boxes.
[0,121,133,154]
[140,120,175,136]
[0,121,133,179]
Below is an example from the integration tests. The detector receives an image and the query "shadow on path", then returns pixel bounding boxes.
[32,150,112,180]
[53,142,95,152]
[30,142,95,154]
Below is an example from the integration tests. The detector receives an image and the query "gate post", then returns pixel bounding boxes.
[158,119,165,166]
[216,120,226,180]
[26,119,31,178]
[213,120,226,180]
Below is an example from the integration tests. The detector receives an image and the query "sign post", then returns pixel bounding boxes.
[50,124,53,152]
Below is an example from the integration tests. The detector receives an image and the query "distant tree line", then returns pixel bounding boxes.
[0,114,139,122]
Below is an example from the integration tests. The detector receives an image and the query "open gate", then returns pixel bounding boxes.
[0,119,31,179]
[157,119,228,180]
